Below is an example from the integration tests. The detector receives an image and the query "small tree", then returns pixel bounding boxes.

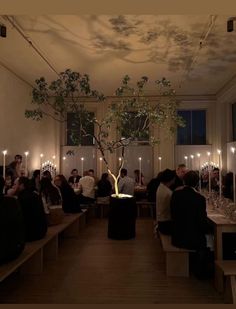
[25,69,184,197]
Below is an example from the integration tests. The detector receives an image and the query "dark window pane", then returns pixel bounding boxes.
[67,112,94,146]
[177,111,191,144]
[232,103,236,141]
[192,110,206,144]
[177,110,206,145]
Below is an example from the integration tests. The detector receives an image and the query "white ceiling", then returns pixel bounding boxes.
[0,15,236,96]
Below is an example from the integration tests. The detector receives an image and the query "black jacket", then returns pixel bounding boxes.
[170,186,210,250]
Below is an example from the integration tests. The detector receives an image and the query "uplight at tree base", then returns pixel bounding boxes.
[111,193,133,199]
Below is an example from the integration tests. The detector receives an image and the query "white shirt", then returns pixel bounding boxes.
[78,175,95,199]
[156,183,173,222]
[118,176,135,196]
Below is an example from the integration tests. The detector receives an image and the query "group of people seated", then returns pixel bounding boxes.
[154,164,214,279]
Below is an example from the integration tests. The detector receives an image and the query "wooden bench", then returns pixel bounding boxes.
[215,260,236,304]
[0,211,87,283]
[159,232,194,277]
[80,203,97,221]
[96,197,110,218]
[136,200,155,218]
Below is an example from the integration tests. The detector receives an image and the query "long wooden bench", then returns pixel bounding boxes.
[215,260,236,304]
[159,232,194,277]
[0,211,87,283]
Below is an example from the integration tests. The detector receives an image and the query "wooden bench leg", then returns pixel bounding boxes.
[214,263,224,293]
[166,252,189,277]
[20,249,43,275]
[44,236,58,260]
[63,219,79,237]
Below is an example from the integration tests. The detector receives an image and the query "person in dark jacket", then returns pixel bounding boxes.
[0,176,25,264]
[170,164,187,191]
[68,169,81,187]
[97,173,112,197]
[54,174,82,213]
[146,171,163,202]
[17,177,48,242]
[170,171,213,278]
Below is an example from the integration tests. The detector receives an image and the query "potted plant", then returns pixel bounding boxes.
[25,69,184,239]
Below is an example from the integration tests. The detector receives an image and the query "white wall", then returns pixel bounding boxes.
[0,65,60,175]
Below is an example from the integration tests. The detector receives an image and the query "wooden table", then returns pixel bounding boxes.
[207,206,236,292]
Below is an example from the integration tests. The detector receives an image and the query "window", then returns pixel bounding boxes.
[177,110,206,145]
[121,111,149,142]
[232,103,236,141]
[67,112,95,146]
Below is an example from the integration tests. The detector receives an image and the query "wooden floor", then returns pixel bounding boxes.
[0,218,223,304]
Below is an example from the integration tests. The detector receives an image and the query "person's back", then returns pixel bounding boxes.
[118,169,135,196]
[97,173,112,197]
[170,173,208,250]
[17,177,48,242]
[146,172,162,202]
[78,173,95,200]
[0,193,25,264]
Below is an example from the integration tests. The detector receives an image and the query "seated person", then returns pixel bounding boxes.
[146,172,163,202]
[170,171,213,278]
[211,167,219,192]
[29,169,41,192]
[0,176,25,264]
[134,169,145,186]
[16,177,48,242]
[54,174,82,213]
[118,168,135,196]
[40,177,63,225]
[222,172,233,200]
[68,169,81,187]
[156,169,175,235]
[97,173,112,197]
[6,154,23,180]
[77,171,95,204]
[170,164,187,190]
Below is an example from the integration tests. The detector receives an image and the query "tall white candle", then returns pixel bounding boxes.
[231,147,236,204]
[184,156,188,168]
[52,155,56,165]
[40,153,44,169]
[158,156,162,172]
[2,150,7,180]
[138,157,142,186]
[24,151,29,176]
[190,155,194,170]
[217,149,222,198]
[197,153,201,193]
[207,152,211,194]
[99,157,102,177]
[81,157,84,176]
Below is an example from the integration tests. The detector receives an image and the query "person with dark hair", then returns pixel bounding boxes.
[170,171,213,278]
[16,176,48,242]
[134,169,145,186]
[97,173,112,197]
[29,169,41,192]
[156,169,176,235]
[146,172,163,202]
[170,163,187,190]
[0,176,25,264]
[211,167,219,192]
[6,154,23,180]
[223,172,233,200]
[40,177,63,225]
[118,168,135,196]
[68,169,81,187]
[54,174,82,213]
[42,170,52,181]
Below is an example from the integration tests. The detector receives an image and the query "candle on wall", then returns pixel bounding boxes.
[2,150,7,179]
[190,155,194,170]
[81,157,84,176]
[207,152,211,194]
[99,157,103,177]
[217,149,222,198]
[52,155,56,165]
[138,157,142,186]
[24,151,29,176]
[158,156,162,172]
[231,147,236,204]
[197,153,201,193]
[63,156,66,161]
[184,156,188,168]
